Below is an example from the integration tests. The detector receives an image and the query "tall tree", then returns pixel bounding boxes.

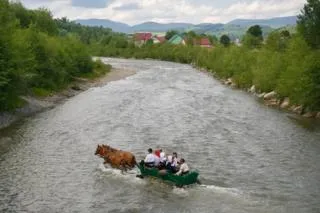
[243,25,263,48]
[165,30,179,40]
[247,25,263,38]
[297,0,320,49]
[220,34,230,47]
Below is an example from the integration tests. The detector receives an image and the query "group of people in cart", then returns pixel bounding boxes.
[143,148,190,176]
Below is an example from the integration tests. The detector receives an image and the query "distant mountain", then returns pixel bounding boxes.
[189,23,224,34]
[75,16,297,38]
[132,22,193,32]
[75,19,131,33]
[227,16,297,28]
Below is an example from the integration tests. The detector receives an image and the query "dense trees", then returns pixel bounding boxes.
[0,0,107,110]
[297,0,320,49]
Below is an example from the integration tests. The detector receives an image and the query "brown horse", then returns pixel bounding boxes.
[95,144,137,170]
[103,154,127,170]
[101,145,137,169]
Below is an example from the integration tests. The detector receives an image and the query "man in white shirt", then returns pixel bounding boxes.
[159,149,166,163]
[144,148,155,167]
[176,158,189,176]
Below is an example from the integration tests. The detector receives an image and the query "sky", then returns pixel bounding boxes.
[18,0,306,25]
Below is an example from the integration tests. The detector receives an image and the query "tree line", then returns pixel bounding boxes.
[0,0,114,110]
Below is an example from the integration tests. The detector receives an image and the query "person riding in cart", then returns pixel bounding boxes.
[176,158,189,176]
[144,148,155,167]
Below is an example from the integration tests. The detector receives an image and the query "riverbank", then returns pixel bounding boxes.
[0,68,136,130]
[195,66,320,120]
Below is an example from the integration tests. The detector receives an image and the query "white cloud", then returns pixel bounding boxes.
[17,0,306,24]
[204,0,305,23]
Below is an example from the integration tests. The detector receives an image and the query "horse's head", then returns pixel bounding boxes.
[95,145,104,156]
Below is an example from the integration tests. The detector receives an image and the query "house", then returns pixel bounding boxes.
[168,34,186,45]
[153,35,166,44]
[194,38,212,48]
[134,32,152,46]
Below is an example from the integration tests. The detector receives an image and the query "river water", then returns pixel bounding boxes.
[1,58,320,213]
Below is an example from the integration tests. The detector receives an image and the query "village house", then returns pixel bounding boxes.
[134,32,152,46]
[193,37,213,48]
[152,35,166,44]
[168,34,186,45]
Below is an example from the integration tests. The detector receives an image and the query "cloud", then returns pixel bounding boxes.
[204,0,305,23]
[71,0,114,8]
[113,3,140,11]
[17,0,306,25]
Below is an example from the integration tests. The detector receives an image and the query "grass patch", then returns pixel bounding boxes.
[78,59,112,80]
[32,87,52,97]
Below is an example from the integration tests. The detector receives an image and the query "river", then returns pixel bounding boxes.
[1,58,320,213]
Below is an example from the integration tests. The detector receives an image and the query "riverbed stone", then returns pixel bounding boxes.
[257,93,266,98]
[265,98,280,106]
[249,85,256,93]
[224,78,233,85]
[292,105,303,114]
[303,112,317,118]
[280,97,290,109]
[263,91,277,100]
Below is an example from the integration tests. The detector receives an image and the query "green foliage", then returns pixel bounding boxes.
[220,35,230,47]
[208,35,218,45]
[297,0,320,49]
[265,31,290,52]
[253,50,285,92]
[165,30,179,40]
[0,0,98,111]
[32,87,52,97]
[242,25,263,48]
[247,25,263,38]
[145,39,154,46]
[276,36,313,105]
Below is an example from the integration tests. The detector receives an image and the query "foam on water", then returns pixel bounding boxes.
[98,163,146,185]
[172,186,189,197]
[198,184,242,196]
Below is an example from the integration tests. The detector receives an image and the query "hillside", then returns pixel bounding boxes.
[75,16,297,38]
[227,16,297,28]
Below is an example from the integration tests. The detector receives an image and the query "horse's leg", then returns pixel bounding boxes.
[120,160,128,173]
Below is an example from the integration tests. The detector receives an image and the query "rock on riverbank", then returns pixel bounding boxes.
[218,76,320,119]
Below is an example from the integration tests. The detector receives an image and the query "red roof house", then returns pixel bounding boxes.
[154,36,166,43]
[194,37,212,48]
[134,32,152,46]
